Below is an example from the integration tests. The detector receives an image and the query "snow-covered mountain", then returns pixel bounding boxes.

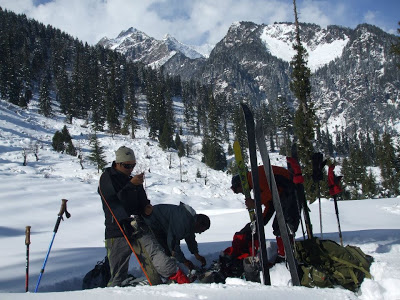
[102,21,399,135]
[98,27,205,68]
[260,23,350,72]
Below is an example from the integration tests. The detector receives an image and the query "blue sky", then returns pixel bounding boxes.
[0,0,398,46]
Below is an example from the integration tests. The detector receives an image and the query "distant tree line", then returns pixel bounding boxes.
[0,7,229,170]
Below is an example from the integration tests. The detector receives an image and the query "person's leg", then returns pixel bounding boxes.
[105,237,132,287]
[138,230,178,278]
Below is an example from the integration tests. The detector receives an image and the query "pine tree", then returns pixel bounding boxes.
[61,126,77,156]
[377,132,399,196]
[342,147,367,199]
[202,93,227,171]
[276,95,293,156]
[232,105,248,162]
[175,133,182,149]
[121,66,139,138]
[290,0,317,202]
[52,131,64,152]
[391,21,400,69]
[89,133,107,173]
[51,125,76,156]
[362,170,378,199]
[159,119,175,150]
[182,80,197,135]
[38,70,52,117]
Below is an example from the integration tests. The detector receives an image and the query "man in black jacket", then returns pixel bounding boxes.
[98,146,190,286]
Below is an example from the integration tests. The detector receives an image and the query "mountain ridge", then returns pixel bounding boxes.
[99,21,400,135]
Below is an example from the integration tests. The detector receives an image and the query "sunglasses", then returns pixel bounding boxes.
[120,163,136,169]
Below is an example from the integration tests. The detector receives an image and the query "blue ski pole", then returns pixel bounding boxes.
[34,199,71,292]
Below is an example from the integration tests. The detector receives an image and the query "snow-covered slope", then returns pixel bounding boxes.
[260,23,349,72]
[0,98,399,299]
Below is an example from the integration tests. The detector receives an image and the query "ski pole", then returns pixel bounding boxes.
[333,195,343,246]
[34,199,71,293]
[25,226,31,292]
[317,183,323,239]
[328,163,343,246]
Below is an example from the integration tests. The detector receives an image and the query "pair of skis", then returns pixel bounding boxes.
[237,103,300,286]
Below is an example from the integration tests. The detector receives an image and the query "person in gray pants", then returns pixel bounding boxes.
[99,146,190,286]
[143,202,211,271]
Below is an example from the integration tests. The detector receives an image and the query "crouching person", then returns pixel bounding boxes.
[124,216,191,284]
[143,203,210,273]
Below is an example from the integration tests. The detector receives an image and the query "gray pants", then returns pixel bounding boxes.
[105,237,132,287]
[138,229,178,278]
[105,226,178,286]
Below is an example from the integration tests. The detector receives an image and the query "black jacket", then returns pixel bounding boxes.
[98,162,150,239]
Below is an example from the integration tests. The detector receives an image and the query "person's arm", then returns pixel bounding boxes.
[99,172,129,222]
[185,234,206,267]
[117,181,150,215]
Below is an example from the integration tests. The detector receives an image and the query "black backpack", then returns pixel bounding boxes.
[82,256,111,290]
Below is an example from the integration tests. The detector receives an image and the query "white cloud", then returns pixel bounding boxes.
[0,0,395,47]
[363,10,377,25]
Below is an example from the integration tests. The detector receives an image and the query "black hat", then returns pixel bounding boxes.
[231,174,241,190]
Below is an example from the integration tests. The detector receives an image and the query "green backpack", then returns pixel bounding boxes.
[295,238,373,291]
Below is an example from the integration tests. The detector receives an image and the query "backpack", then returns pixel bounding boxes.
[295,238,373,292]
[82,256,111,290]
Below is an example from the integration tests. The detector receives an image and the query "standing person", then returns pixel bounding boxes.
[229,165,300,262]
[98,146,190,287]
[144,202,210,271]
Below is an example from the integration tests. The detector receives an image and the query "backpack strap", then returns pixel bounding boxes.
[329,256,372,279]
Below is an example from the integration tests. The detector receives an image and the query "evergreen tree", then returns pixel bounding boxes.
[259,101,278,151]
[178,142,185,158]
[391,21,400,69]
[232,105,248,162]
[174,133,182,149]
[51,125,76,156]
[290,0,317,202]
[201,93,227,170]
[341,147,367,199]
[61,125,77,156]
[52,131,64,152]
[377,132,399,196]
[159,119,175,150]
[89,133,107,173]
[362,170,378,199]
[276,95,293,155]
[38,70,52,117]
[121,65,139,138]
[227,142,234,156]
[182,80,197,134]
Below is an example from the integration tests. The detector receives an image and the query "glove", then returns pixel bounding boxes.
[120,219,134,238]
[184,259,195,270]
[194,253,206,267]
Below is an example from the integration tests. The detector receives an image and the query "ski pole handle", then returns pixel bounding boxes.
[58,199,71,218]
[54,199,71,233]
[25,226,31,246]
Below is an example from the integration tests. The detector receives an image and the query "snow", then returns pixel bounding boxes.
[0,97,399,300]
[260,24,349,72]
